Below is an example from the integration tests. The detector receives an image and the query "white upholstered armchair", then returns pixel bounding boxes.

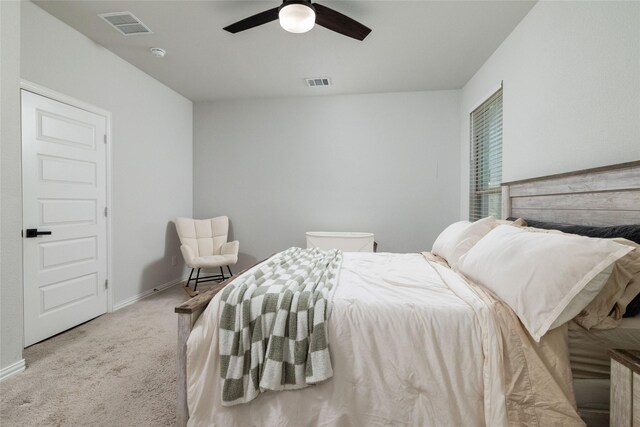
[175,216,239,292]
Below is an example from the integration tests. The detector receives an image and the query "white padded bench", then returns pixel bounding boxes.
[305,232,375,252]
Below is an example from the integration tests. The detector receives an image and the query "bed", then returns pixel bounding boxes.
[175,160,640,426]
[502,160,640,426]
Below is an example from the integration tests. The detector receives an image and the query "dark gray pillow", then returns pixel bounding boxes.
[625,295,640,318]
[511,218,640,244]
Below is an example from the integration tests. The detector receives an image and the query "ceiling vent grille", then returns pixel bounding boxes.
[98,12,153,36]
[305,78,332,87]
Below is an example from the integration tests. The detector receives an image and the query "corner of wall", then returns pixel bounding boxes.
[0,0,24,371]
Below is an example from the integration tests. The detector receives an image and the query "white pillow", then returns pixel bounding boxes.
[432,217,496,267]
[457,225,632,341]
[432,221,469,261]
[549,263,615,329]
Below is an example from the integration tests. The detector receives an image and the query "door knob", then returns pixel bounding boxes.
[25,229,52,238]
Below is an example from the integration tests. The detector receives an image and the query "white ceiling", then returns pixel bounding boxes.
[33,1,535,101]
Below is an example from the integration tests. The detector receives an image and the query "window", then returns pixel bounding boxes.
[469,88,502,222]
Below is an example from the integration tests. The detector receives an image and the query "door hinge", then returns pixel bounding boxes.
[104,279,108,289]
[103,134,107,144]
[104,207,108,217]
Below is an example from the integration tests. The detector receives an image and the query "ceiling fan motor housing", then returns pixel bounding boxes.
[279,0,315,12]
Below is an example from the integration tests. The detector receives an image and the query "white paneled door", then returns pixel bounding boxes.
[22,90,108,347]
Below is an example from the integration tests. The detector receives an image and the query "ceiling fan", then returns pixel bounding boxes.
[223,0,371,41]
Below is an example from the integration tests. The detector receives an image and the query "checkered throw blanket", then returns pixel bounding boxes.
[218,247,342,405]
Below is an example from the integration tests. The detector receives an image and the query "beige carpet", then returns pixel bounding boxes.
[0,284,205,427]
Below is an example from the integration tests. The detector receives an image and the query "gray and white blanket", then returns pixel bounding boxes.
[218,247,342,405]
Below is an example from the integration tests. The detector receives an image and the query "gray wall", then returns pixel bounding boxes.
[20,2,194,305]
[1,0,24,372]
[459,1,640,217]
[194,91,461,270]
[1,2,194,371]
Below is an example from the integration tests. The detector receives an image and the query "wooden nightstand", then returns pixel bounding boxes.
[610,349,640,427]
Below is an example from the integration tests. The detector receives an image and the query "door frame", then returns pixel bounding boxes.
[20,79,115,318]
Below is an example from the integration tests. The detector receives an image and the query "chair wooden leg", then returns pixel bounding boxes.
[186,268,195,288]
[227,265,233,277]
[194,268,201,292]
[182,268,201,297]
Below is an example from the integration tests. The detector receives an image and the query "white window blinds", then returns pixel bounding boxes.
[469,88,502,222]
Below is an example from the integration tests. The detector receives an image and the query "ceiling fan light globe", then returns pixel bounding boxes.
[279,4,315,33]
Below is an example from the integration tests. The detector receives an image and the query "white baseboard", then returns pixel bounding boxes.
[0,359,26,382]
[113,276,186,311]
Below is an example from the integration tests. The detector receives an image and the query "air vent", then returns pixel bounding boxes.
[305,77,332,87]
[98,12,153,36]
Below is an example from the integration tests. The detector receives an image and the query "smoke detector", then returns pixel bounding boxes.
[150,47,166,58]
[98,12,153,36]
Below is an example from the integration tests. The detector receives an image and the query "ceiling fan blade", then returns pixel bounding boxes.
[223,7,279,34]
[313,3,371,41]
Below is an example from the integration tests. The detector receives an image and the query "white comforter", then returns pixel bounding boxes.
[186,252,509,426]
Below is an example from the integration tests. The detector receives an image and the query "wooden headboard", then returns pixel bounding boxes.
[501,161,640,226]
